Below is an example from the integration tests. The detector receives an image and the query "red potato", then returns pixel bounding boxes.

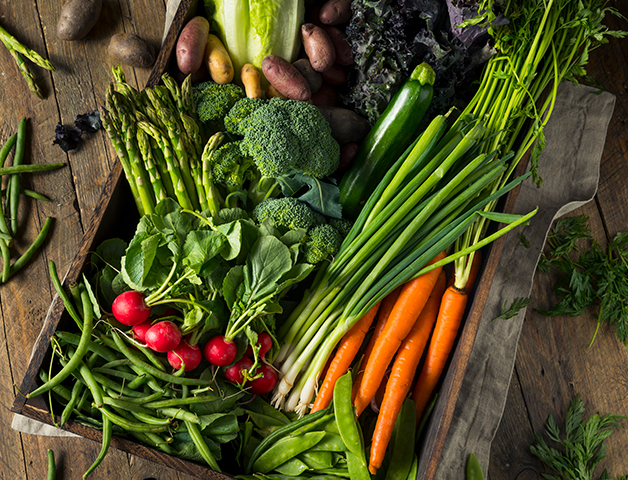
[319,0,353,25]
[176,16,210,75]
[302,23,336,72]
[316,106,371,145]
[262,55,311,101]
[310,83,339,107]
[108,34,155,68]
[338,142,360,172]
[292,58,323,94]
[322,25,354,65]
[320,63,348,86]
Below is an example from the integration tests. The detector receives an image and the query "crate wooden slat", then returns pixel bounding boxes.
[12,0,523,477]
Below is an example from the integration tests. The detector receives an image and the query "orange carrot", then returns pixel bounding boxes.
[351,285,402,402]
[310,301,381,413]
[353,250,447,416]
[369,271,446,474]
[411,284,468,422]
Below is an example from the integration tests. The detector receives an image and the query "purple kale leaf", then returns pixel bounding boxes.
[53,123,82,152]
[74,110,102,133]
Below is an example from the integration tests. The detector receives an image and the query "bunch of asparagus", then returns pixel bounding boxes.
[101,66,210,216]
[0,24,55,99]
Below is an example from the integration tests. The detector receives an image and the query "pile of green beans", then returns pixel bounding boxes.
[32,261,245,478]
[0,117,64,283]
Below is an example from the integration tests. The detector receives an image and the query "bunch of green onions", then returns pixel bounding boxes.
[272,112,537,414]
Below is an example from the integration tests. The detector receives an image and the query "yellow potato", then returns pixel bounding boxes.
[240,64,262,99]
[204,34,234,84]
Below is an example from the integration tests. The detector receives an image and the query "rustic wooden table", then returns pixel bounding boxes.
[0,1,627,479]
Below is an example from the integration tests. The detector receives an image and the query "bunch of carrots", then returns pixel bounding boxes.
[310,248,482,474]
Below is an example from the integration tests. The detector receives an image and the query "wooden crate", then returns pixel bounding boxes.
[12,0,525,478]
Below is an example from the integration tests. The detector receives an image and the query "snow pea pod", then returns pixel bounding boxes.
[274,457,309,476]
[466,453,484,480]
[252,431,326,474]
[384,398,416,480]
[333,371,364,460]
[346,451,370,480]
[309,432,346,452]
[298,450,334,470]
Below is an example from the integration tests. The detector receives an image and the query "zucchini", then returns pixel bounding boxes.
[338,63,435,219]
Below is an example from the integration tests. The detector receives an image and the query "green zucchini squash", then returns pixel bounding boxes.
[338,63,435,219]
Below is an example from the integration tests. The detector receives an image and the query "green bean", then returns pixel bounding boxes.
[61,378,83,426]
[109,330,211,386]
[252,431,326,474]
[0,240,11,283]
[0,133,17,166]
[93,366,144,383]
[57,331,118,363]
[8,117,26,235]
[69,281,84,319]
[97,406,169,433]
[185,420,221,471]
[157,407,199,424]
[46,449,56,480]
[138,431,175,455]
[82,416,112,478]
[94,373,146,398]
[246,407,330,474]
[28,288,93,399]
[39,370,72,402]
[333,371,364,461]
[384,398,416,480]
[143,393,219,409]
[103,388,164,404]
[118,331,166,371]
[8,217,53,277]
[0,162,65,176]
[48,263,86,330]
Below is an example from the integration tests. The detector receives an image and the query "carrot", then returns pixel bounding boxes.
[310,301,381,413]
[368,271,446,474]
[411,284,468,422]
[351,285,402,402]
[353,250,447,416]
[447,250,482,291]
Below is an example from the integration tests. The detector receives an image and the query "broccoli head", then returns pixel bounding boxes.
[224,97,266,136]
[328,218,354,237]
[193,81,245,124]
[253,197,325,231]
[210,141,255,187]
[305,223,343,264]
[239,97,340,179]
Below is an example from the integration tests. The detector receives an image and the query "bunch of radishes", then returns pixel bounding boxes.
[111,290,278,394]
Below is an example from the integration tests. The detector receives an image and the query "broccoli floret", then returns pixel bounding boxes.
[193,81,245,124]
[239,97,340,179]
[210,141,255,187]
[253,197,325,231]
[224,97,266,135]
[328,218,353,237]
[305,224,343,264]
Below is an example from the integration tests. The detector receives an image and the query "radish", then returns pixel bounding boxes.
[224,357,253,385]
[204,335,237,367]
[249,364,278,394]
[131,319,153,343]
[168,341,202,371]
[145,321,182,352]
[244,331,273,359]
[112,291,151,326]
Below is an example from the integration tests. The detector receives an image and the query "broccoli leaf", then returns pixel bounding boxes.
[277,173,343,219]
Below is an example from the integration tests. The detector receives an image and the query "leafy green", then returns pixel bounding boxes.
[537,215,628,347]
[530,394,627,480]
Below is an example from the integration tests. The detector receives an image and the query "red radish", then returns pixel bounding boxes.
[244,332,273,359]
[224,356,253,385]
[168,341,202,371]
[145,321,182,352]
[131,319,153,343]
[204,335,237,367]
[249,364,278,395]
[112,291,151,326]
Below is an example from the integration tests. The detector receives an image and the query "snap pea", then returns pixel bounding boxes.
[466,453,484,480]
[252,431,326,474]
[274,457,309,476]
[246,407,331,473]
[315,468,351,478]
[406,454,418,480]
[309,432,346,452]
[310,476,350,480]
[346,450,370,480]
[384,398,416,480]
[298,451,334,470]
[28,288,93,399]
[82,416,112,478]
[185,420,221,472]
[333,371,364,461]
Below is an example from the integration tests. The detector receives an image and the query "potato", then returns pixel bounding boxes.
[262,55,311,101]
[316,106,371,145]
[301,23,336,73]
[108,33,155,68]
[338,142,360,172]
[322,25,354,66]
[176,16,210,75]
[57,0,102,41]
[292,58,323,94]
[204,34,234,85]
[265,83,287,100]
[319,0,353,25]
[310,83,339,107]
[241,64,262,99]
[320,64,347,86]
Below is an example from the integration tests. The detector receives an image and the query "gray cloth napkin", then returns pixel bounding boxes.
[434,82,616,479]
